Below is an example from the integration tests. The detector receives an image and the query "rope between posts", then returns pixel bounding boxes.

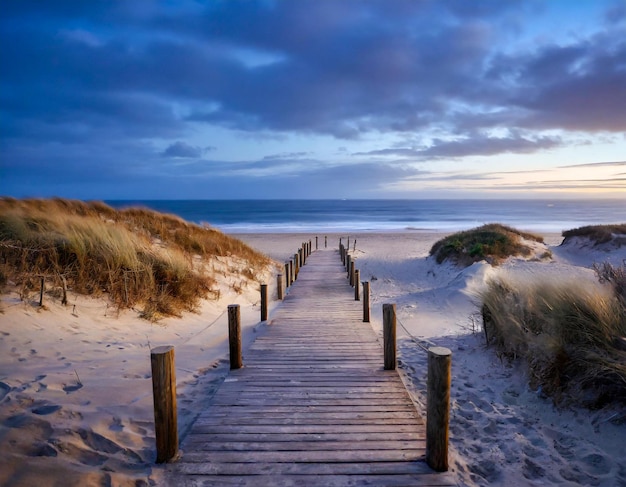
[395,314,433,354]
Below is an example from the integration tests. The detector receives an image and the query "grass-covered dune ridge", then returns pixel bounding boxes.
[0,197,273,319]
[429,223,545,266]
[562,224,626,246]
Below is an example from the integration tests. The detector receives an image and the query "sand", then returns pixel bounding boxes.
[1,230,625,486]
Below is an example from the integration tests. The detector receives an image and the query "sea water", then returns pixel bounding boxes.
[106,199,625,234]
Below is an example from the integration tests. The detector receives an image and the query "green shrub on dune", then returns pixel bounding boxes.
[562,224,626,246]
[430,223,544,266]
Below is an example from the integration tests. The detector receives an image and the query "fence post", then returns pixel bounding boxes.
[383,304,396,370]
[277,274,284,300]
[284,263,290,288]
[294,253,299,279]
[427,347,452,472]
[228,305,242,369]
[39,277,45,306]
[316,236,318,250]
[363,281,370,322]
[349,260,355,287]
[354,269,360,301]
[260,284,268,321]
[289,259,294,285]
[346,254,351,275]
[325,235,327,248]
[151,345,178,463]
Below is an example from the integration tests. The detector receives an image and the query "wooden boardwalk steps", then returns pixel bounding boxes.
[167,250,457,486]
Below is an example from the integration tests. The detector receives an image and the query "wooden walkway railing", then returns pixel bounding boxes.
[165,249,457,486]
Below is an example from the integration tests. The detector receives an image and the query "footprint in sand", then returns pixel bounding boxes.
[0,381,10,401]
[32,403,62,415]
[63,383,83,393]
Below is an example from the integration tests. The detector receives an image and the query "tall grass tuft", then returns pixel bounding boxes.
[430,223,544,267]
[482,270,626,408]
[0,198,273,319]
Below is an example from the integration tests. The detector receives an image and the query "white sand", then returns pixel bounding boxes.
[1,231,625,486]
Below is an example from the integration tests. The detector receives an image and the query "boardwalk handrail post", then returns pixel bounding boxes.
[284,263,290,288]
[426,346,452,472]
[325,235,327,248]
[363,281,370,322]
[350,260,355,287]
[228,304,243,369]
[294,253,299,279]
[151,345,178,463]
[261,284,268,321]
[277,273,284,300]
[354,269,360,301]
[316,236,318,250]
[346,254,351,275]
[383,303,396,370]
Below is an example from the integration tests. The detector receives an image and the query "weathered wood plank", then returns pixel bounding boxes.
[168,250,456,487]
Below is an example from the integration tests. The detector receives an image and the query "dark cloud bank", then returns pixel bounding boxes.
[1,0,624,198]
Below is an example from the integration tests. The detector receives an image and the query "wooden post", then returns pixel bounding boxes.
[349,260,355,287]
[260,284,268,321]
[309,240,312,255]
[151,345,178,463]
[284,263,290,288]
[294,253,299,279]
[228,305,242,369]
[289,259,294,285]
[325,235,327,248]
[341,245,345,265]
[383,304,396,370]
[363,281,370,322]
[354,269,360,301]
[277,274,284,300]
[426,347,452,472]
[316,236,318,250]
[39,277,45,306]
[346,254,351,275]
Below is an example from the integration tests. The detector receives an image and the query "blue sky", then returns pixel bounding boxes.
[1,0,625,199]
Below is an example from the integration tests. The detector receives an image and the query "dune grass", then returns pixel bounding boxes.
[562,224,626,245]
[0,197,273,319]
[481,267,626,408]
[430,223,545,266]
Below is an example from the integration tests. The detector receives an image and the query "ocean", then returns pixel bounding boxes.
[105,199,625,234]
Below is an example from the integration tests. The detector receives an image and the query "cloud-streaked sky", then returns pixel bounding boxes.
[1,0,625,199]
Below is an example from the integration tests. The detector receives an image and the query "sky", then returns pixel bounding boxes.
[1,0,625,200]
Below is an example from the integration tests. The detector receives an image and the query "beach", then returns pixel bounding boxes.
[1,230,625,486]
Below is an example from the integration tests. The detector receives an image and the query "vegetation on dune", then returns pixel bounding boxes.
[0,197,273,320]
[429,223,545,267]
[562,224,626,246]
[481,262,626,409]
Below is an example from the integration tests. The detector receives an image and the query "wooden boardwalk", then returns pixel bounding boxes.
[167,249,457,486]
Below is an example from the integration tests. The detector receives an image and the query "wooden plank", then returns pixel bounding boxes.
[168,250,456,487]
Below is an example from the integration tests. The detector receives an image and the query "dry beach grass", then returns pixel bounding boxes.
[0,197,273,320]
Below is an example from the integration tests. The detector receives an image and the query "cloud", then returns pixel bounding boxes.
[355,133,563,159]
[559,161,626,169]
[1,0,624,199]
[161,141,202,158]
